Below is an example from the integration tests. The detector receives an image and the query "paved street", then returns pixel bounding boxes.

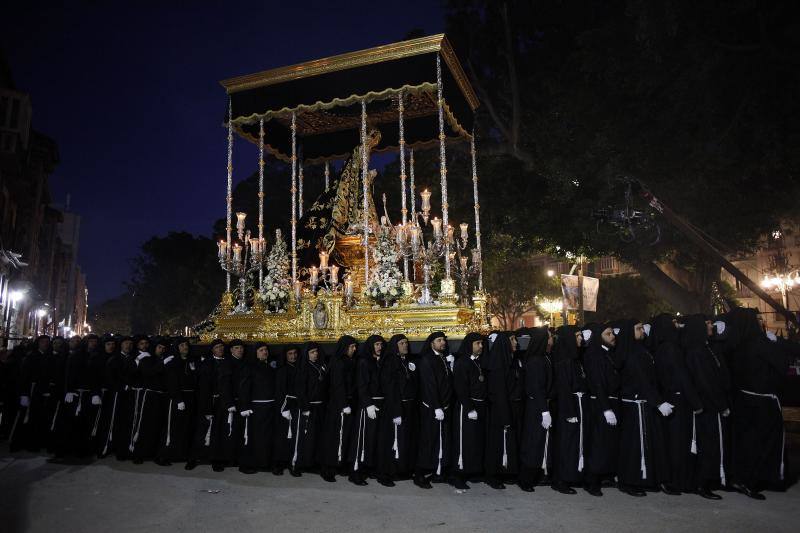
[1,449,796,533]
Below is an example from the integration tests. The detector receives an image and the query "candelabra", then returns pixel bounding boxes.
[300,250,343,295]
[218,212,268,313]
[453,248,481,306]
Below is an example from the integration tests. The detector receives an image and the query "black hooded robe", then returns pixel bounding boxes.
[416,332,453,476]
[320,336,357,472]
[157,354,199,463]
[60,346,96,457]
[552,326,590,486]
[451,332,488,477]
[584,326,622,480]
[273,348,300,468]
[348,335,384,475]
[519,328,554,483]
[10,348,52,453]
[292,343,328,471]
[683,315,731,489]
[130,352,168,461]
[485,332,522,478]
[237,349,278,470]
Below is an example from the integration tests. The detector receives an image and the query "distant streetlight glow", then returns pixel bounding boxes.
[547,269,555,278]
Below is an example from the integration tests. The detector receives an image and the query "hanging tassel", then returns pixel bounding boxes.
[718,413,726,486]
[75,392,83,417]
[502,426,508,468]
[576,392,584,472]
[23,383,35,424]
[638,402,647,479]
[292,413,302,468]
[50,401,61,432]
[244,416,249,446]
[101,393,118,456]
[690,411,698,454]
[227,411,233,437]
[393,423,399,460]
[204,416,213,446]
[337,412,345,462]
[542,427,550,475]
[91,402,103,437]
[165,400,173,447]
[436,419,443,476]
[131,391,148,449]
[458,406,464,470]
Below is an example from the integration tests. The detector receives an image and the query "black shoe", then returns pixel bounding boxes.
[697,488,722,500]
[584,486,603,497]
[486,478,506,490]
[377,477,395,487]
[154,458,172,467]
[451,477,469,490]
[430,474,446,484]
[272,466,284,476]
[348,474,368,486]
[414,475,432,489]
[551,483,576,495]
[620,486,647,497]
[212,463,225,472]
[518,482,535,492]
[239,466,258,475]
[132,458,143,465]
[659,483,681,496]
[184,460,198,471]
[732,483,766,500]
[601,478,616,488]
[321,472,337,483]
[289,467,302,477]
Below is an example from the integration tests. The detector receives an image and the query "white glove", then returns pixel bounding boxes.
[393,416,402,426]
[205,414,213,421]
[434,408,445,421]
[693,408,703,415]
[603,409,617,426]
[467,410,478,420]
[162,355,174,365]
[281,410,292,421]
[20,395,30,407]
[91,395,102,406]
[177,402,186,411]
[64,392,76,403]
[541,411,552,429]
[721,408,730,417]
[366,404,378,420]
[240,409,253,417]
[302,410,310,417]
[566,417,579,423]
[342,406,352,415]
[227,406,237,413]
[658,402,674,417]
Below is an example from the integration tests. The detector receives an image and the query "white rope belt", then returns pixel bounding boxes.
[589,395,619,400]
[458,405,465,470]
[252,399,275,403]
[73,389,90,417]
[575,392,585,472]
[622,398,648,479]
[717,412,727,486]
[354,408,366,471]
[50,401,61,432]
[291,409,302,468]
[165,399,173,447]
[128,388,143,452]
[741,389,784,480]
[101,392,119,455]
[691,412,698,454]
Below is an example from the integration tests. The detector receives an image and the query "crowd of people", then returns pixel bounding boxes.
[0,307,794,500]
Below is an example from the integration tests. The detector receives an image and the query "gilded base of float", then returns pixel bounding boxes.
[200,290,489,344]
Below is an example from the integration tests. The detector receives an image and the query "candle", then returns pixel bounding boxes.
[294,280,302,301]
[396,224,405,245]
[447,225,454,242]
[460,255,468,272]
[319,250,329,270]
[310,266,319,287]
[345,276,353,297]
[232,243,242,264]
[329,264,340,286]
[236,212,247,232]
[471,248,480,265]
[218,240,226,259]
[420,189,431,214]
[432,217,442,239]
[460,222,469,242]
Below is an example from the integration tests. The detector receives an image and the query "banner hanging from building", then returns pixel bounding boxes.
[561,275,599,312]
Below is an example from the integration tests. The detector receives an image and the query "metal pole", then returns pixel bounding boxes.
[470,130,483,291]
[225,97,234,292]
[398,90,409,281]
[291,112,297,283]
[258,117,265,291]
[436,54,451,279]
[361,100,370,286]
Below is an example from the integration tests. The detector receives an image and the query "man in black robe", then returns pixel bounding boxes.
[682,314,730,499]
[273,344,300,475]
[728,307,789,499]
[131,337,169,463]
[84,334,107,454]
[59,334,96,458]
[451,332,486,490]
[292,342,328,476]
[583,323,621,496]
[320,336,357,482]
[519,327,554,491]
[348,335,385,486]
[157,337,198,466]
[379,334,419,483]
[237,341,277,474]
[551,325,590,495]
[10,335,52,452]
[414,331,453,489]
[97,335,121,458]
[44,335,68,455]
[0,341,28,441]
[615,320,676,496]
[187,338,231,471]
[650,313,703,494]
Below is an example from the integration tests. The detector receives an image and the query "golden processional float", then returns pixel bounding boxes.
[200,34,489,344]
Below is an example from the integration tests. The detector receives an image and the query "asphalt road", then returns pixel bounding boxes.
[0,450,796,533]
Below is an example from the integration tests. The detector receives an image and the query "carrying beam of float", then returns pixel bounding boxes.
[634,179,798,327]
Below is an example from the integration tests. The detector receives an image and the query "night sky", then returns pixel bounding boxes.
[2,1,444,306]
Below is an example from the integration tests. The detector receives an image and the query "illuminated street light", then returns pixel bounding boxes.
[37,308,48,318]
[547,269,555,278]
[9,290,25,304]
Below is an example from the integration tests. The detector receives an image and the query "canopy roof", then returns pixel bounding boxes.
[219,34,478,164]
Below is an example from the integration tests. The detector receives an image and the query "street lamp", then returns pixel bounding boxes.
[761,270,799,328]
[539,297,564,326]
[546,269,555,278]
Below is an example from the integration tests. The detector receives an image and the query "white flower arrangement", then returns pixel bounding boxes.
[259,229,291,312]
[366,225,405,307]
